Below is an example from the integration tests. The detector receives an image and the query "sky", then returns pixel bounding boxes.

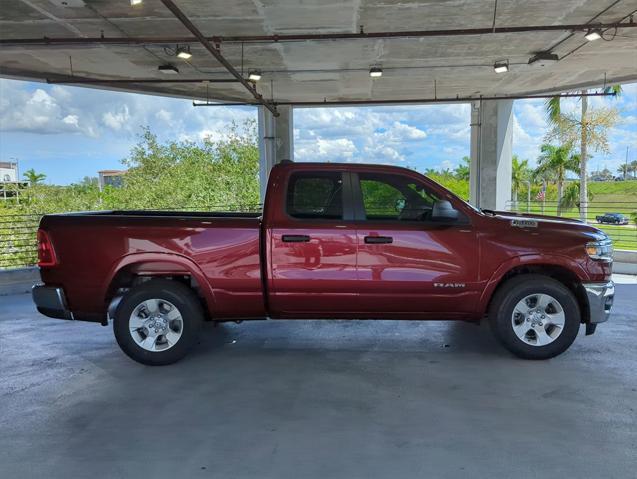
[0,78,635,185]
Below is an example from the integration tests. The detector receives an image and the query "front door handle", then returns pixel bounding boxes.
[364,236,393,244]
[282,234,311,243]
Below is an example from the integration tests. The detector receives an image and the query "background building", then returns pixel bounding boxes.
[0,161,18,183]
[0,160,25,201]
[98,170,127,190]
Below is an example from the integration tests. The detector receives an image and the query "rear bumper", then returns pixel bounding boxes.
[32,284,73,320]
[583,281,614,324]
[32,284,107,324]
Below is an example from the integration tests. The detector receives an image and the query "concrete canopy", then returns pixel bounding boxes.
[1,0,636,105]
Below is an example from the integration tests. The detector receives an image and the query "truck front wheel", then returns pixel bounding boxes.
[488,275,580,359]
[113,279,203,365]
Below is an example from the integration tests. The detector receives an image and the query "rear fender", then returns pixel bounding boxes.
[102,252,215,316]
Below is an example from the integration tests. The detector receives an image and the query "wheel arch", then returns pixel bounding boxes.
[479,256,590,324]
[103,253,215,319]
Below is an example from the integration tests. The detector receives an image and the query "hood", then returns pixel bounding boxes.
[490,210,585,225]
[484,210,608,242]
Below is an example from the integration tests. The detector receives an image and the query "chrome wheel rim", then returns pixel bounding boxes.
[129,299,183,352]
[511,293,565,347]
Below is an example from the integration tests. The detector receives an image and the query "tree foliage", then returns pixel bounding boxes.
[116,121,260,210]
[1,120,260,216]
[559,182,593,213]
[453,156,470,181]
[545,86,621,220]
[533,144,580,214]
[23,168,46,185]
[511,155,531,204]
[546,105,619,155]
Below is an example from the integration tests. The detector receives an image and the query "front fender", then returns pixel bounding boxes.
[477,253,589,316]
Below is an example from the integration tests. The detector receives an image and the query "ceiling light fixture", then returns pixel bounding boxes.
[176,46,192,59]
[528,52,559,66]
[248,70,262,81]
[130,0,143,6]
[369,66,383,78]
[585,29,602,41]
[158,64,179,74]
[493,60,509,73]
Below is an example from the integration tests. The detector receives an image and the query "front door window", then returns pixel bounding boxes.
[359,172,441,222]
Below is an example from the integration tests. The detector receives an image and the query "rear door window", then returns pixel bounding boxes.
[286,172,344,220]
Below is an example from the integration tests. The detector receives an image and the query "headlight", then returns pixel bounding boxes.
[586,238,613,262]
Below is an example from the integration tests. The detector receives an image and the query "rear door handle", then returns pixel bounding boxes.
[282,234,311,243]
[364,236,393,244]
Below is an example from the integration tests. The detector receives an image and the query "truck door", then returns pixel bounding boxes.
[352,171,480,316]
[267,169,359,316]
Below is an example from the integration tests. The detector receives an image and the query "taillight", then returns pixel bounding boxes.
[37,229,58,267]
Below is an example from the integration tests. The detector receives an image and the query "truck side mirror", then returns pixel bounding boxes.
[431,200,458,222]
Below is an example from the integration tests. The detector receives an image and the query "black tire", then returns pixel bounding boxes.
[488,274,580,360]
[113,279,203,365]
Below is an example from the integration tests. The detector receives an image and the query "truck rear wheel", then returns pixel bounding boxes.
[113,279,203,365]
[488,275,580,359]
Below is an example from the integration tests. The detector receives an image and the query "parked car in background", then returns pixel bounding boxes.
[33,162,614,365]
[596,213,629,225]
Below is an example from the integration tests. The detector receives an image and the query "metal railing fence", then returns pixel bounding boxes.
[0,205,262,269]
[505,200,637,250]
[0,214,41,269]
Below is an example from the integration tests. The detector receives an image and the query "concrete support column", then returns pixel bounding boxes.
[258,105,294,201]
[469,99,513,211]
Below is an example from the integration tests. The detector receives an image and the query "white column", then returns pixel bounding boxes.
[258,105,294,201]
[469,99,513,211]
[258,106,275,201]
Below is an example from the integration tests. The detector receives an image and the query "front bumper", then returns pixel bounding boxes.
[583,280,614,324]
[32,284,73,320]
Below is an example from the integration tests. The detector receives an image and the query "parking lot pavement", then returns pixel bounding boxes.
[1,280,636,479]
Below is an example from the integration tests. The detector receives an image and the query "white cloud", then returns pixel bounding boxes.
[29,89,56,107]
[155,109,172,122]
[102,105,131,131]
[0,82,93,136]
[62,115,79,126]
[297,137,357,162]
[294,106,436,167]
[362,144,405,163]
[516,102,546,130]
[384,122,427,141]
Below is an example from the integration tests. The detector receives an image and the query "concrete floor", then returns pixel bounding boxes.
[1,279,636,478]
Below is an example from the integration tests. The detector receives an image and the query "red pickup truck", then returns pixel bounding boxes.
[33,162,614,365]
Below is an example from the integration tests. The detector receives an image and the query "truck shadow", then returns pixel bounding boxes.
[186,319,510,361]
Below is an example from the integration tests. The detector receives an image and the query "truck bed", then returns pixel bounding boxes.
[39,210,266,320]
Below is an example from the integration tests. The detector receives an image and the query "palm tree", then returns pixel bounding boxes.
[617,164,630,180]
[630,160,637,179]
[23,168,46,185]
[454,156,470,181]
[534,144,580,216]
[511,155,530,209]
[546,85,621,220]
[559,181,593,213]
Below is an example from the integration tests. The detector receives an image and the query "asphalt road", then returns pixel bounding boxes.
[1,278,636,478]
